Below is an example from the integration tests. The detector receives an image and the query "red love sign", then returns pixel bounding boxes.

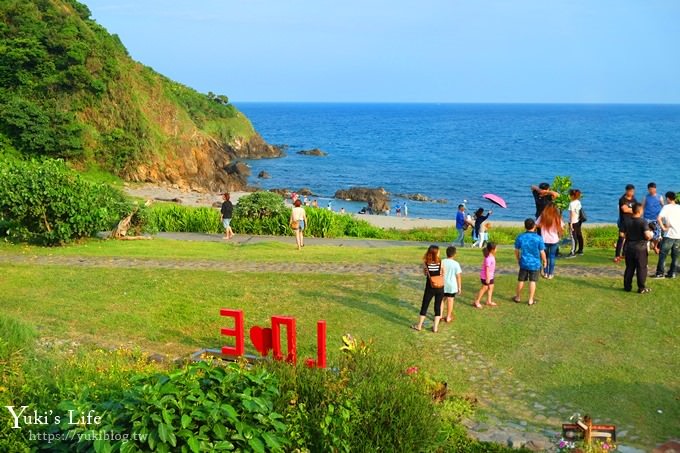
[249,326,273,357]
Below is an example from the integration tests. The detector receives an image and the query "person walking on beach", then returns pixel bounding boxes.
[290,199,307,250]
[536,203,563,279]
[395,203,402,217]
[654,191,680,279]
[412,245,445,333]
[642,182,664,251]
[473,243,497,308]
[442,246,462,322]
[623,203,653,293]
[615,184,637,263]
[472,208,492,247]
[513,219,547,306]
[454,204,471,246]
[568,189,584,256]
[404,202,408,217]
[220,193,234,240]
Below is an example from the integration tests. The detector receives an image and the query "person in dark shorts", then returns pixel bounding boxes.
[412,245,445,333]
[513,219,547,306]
[615,184,637,262]
[441,246,462,322]
[220,193,234,240]
[623,203,653,293]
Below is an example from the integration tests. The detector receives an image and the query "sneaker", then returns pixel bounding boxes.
[653,273,666,279]
[666,274,676,279]
[576,252,584,256]
[638,288,651,294]
[565,254,576,259]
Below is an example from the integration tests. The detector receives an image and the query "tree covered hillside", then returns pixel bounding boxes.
[0,0,280,190]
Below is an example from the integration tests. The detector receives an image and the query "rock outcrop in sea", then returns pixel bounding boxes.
[297,148,328,156]
[335,187,390,213]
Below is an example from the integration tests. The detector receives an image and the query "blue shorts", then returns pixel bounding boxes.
[222,218,231,228]
[297,220,305,231]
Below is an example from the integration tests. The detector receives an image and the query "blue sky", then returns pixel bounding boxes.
[85,0,680,103]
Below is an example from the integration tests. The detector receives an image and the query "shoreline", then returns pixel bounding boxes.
[124,183,615,230]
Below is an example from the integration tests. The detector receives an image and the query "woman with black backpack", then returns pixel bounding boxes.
[568,189,585,256]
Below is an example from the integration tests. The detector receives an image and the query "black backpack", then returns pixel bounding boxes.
[578,208,587,223]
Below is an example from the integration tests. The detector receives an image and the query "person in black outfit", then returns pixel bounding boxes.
[615,184,637,262]
[473,207,492,246]
[531,182,559,219]
[623,203,653,294]
[412,245,444,333]
[220,192,234,240]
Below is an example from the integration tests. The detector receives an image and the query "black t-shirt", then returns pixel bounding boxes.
[221,201,233,218]
[618,195,636,223]
[474,214,489,235]
[625,217,648,243]
[533,190,552,218]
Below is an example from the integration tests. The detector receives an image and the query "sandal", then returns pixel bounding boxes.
[445,317,453,323]
[528,300,536,306]
[410,324,422,331]
[473,302,483,309]
[432,327,438,333]
[486,301,498,307]
[512,296,521,303]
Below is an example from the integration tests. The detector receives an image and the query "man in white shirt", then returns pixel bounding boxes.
[654,191,680,279]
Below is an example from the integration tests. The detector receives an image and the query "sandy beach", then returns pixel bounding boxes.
[125,183,613,230]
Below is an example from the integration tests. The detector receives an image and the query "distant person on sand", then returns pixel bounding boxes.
[654,191,679,279]
[396,203,402,217]
[312,199,319,208]
[513,218,547,306]
[615,184,637,263]
[536,203,563,279]
[472,208,492,247]
[642,182,664,250]
[567,189,584,257]
[473,243,497,308]
[290,199,307,250]
[339,207,346,214]
[220,193,234,240]
[303,196,310,206]
[327,201,333,211]
[531,183,559,219]
[442,246,462,322]
[404,202,408,217]
[412,245,445,333]
[454,204,471,247]
[623,203,652,293]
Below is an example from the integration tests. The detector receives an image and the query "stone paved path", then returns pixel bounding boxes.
[0,246,647,451]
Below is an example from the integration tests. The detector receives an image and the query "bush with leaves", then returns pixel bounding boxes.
[0,159,131,245]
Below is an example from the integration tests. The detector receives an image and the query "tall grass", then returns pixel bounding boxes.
[148,203,221,233]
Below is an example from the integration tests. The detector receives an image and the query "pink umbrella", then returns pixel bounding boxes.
[482,193,507,209]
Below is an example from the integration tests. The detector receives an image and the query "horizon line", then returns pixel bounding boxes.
[232,100,680,106]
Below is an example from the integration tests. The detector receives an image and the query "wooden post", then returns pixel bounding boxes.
[584,415,593,445]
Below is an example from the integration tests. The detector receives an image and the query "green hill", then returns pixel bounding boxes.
[0,0,281,190]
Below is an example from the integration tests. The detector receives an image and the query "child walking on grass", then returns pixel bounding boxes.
[442,246,462,322]
[473,243,497,308]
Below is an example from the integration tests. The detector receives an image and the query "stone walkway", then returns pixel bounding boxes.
[0,246,649,451]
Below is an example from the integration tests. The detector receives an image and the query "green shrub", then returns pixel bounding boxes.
[53,361,289,453]
[0,159,131,245]
[148,203,221,234]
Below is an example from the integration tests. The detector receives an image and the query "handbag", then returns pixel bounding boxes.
[426,264,444,288]
[290,219,299,230]
[578,208,587,223]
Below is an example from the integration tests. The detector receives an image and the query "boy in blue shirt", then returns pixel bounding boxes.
[513,218,547,306]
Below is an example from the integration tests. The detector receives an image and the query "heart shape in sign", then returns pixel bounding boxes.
[249,326,273,356]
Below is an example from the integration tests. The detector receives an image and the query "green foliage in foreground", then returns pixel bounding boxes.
[0,313,513,453]
[0,159,131,245]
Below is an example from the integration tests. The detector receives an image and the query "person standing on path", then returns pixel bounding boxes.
[623,203,653,293]
[290,199,308,250]
[531,183,559,219]
[513,219,547,306]
[472,208,492,247]
[536,203,563,279]
[412,245,445,333]
[441,246,462,323]
[568,189,584,256]
[654,191,680,279]
[642,182,664,249]
[473,243,497,308]
[220,193,234,240]
[454,204,468,247]
[615,184,637,263]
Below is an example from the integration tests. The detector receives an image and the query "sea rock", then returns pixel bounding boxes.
[298,187,316,196]
[269,188,289,197]
[225,162,250,177]
[257,170,271,179]
[398,193,431,202]
[335,187,390,213]
[297,148,328,157]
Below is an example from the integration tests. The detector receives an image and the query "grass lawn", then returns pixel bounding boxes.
[0,237,620,269]
[0,239,678,448]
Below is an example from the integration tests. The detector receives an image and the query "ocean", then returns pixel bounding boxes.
[235,103,680,222]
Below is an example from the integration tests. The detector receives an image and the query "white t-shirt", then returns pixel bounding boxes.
[658,203,680,239]
[292,206,306,221]
[568,200,582,224]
